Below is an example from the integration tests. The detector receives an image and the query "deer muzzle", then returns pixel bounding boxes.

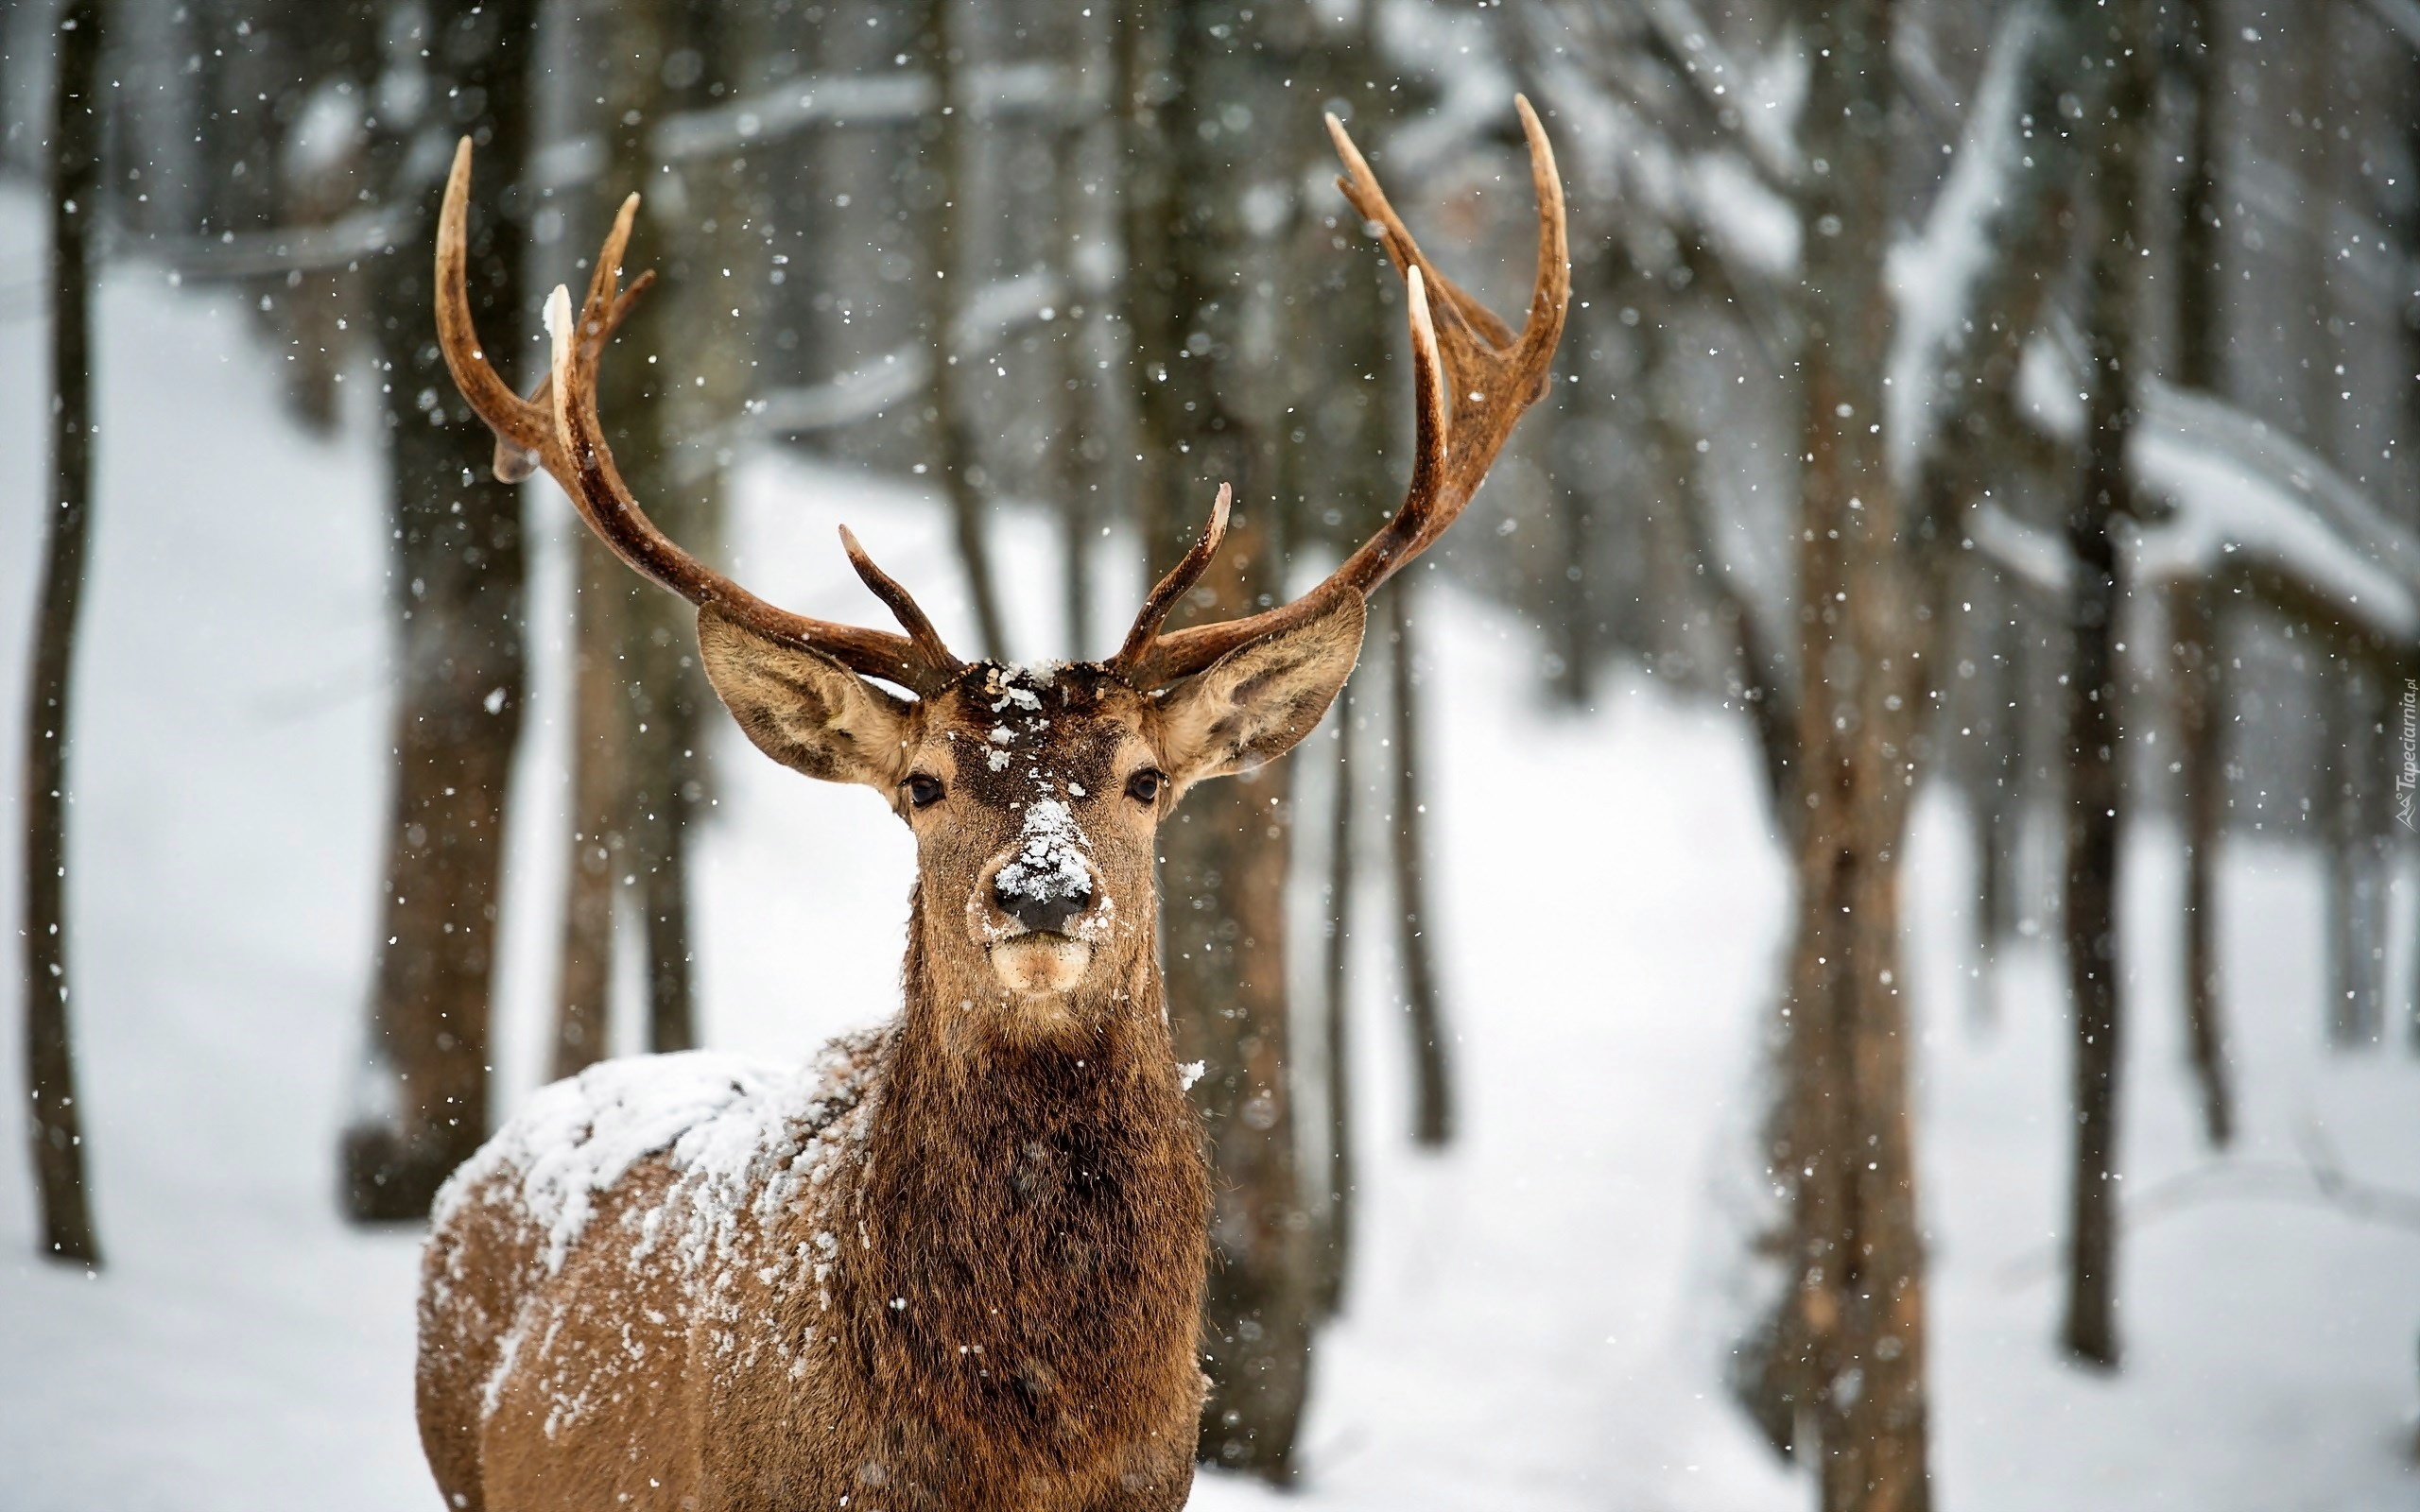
[994,869,1092,936]
[973,806,1110,996]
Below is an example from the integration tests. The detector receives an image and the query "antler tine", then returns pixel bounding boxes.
[496,273,655,482]
[1123,100,1568,690]
[1510,95,1573,395]
[838,524,962,676]
[1108,484,1231,677]
[442,137,654,483]
[1324,120,1499,354]
[436,137,552,465]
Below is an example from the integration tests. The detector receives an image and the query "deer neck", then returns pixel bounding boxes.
[821,896,1206,1426]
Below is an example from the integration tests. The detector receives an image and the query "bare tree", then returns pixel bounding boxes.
[551,0,738,1072]
[2169,580,2234,1145]
[23,0,106,1267]
[2059,0,2153,1370]
[552,526,629,1077]
[2169,0,2234,1143]
[1114,0,1326,1474]
[342,0,539,1221]
[922,0,1009,660]
[1314,680,1357,1317]
[1118,0,1314,1467]
[1385,583,1453,1146]
[1763,2,1933,1501]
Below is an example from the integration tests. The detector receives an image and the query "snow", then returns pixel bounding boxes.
[2131,381,2420,640]
[0,182,2415,1511]
[2010,332,2420,637]
[1887,0,2043,488]
[994,798,1091,904]
[435,1051,781,1277]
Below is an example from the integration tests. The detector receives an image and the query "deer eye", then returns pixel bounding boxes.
[905,773,944,809]
[1125,768,1166,805]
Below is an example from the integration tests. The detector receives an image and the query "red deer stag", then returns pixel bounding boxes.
[416,100,1565,1511]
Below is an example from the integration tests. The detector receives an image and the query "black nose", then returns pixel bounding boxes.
[994,871,1091,936]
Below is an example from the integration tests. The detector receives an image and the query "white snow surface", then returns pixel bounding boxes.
[0,183,2415,1511]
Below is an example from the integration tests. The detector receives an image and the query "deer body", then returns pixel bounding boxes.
[421,998,1209,1511]
[418,103,1564,1509]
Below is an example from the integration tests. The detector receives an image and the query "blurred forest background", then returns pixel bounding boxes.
[4,0,2420,1507]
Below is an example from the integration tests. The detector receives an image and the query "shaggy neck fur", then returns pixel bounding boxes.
[817,891,1209,1467]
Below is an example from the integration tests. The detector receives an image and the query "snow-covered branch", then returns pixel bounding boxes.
[2007,331,2420,643]
[2131,381,2420,641]
[655,60,1093,164]
[673,268,1067,480]
[1885,0,2050,490]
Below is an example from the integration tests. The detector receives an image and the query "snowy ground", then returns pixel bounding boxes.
[1,185,2415,1510]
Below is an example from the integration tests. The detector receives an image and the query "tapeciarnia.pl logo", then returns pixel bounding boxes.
[2397,679,2417,832]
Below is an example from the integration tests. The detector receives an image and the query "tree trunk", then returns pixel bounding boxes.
[1314,679,1357,1318]
[2173,0,2225,399]
[551,0,720,1067]
[1050,12,1113,659]
[552,533,630,1079]
[1757,3,1934,1503]
[24,0,106,1267]
[2325,662,2390,1047]
[923,0,1009,661]
[1385,583,1453,1147]
[1964,571,2019,1030]
[2169,0,2232,1141]
[632,0,756,1055]
[2169,581,2233,1146]
[2059,0,2152,1368]
[344,0,539,1222]
[1119,0,1316,1478]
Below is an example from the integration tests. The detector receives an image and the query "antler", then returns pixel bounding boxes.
[1111,95,1569,690]
[435,138,963,696]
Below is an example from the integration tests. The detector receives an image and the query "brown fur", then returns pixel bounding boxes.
[417,602,1364,1511]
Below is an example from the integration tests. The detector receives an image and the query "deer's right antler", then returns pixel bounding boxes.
[435,138,964,696]
[1111,95,1569,690]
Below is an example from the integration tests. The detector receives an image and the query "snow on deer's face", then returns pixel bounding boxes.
[902,662,1167,1012]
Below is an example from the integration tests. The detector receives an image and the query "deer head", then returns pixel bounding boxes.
[432,102,1566,1046]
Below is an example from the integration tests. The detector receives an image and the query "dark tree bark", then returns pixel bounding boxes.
[2169,0,2233,1140]
[1045,0,1119,662]
[552,532,630,1079]
[1751,3,1934,1503]
[551,0,727,1069]
[619,0,746,1057]
[2059,0,2152,1369]
[2325,662,2391,1047]
[1385,583,1453,1147]
[2173,0,2225,400]
[24,0,106,1267]
[1053,119,1105,659]
[922,0,1009,661]
[1963,572,2021,1029]
[1119,0,1319,1479]
[1314,680,1357,1318]
[2169,581,2233,1145]
[344,0,539,1221]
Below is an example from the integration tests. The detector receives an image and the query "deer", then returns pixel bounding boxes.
[414,99,1565,1512]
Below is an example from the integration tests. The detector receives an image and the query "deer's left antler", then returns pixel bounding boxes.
[1110,94,1570,690]
[435,139,964,696]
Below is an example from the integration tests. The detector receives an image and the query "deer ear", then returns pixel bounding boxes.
[697,606,913,789]
[1156,589,1366,791]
